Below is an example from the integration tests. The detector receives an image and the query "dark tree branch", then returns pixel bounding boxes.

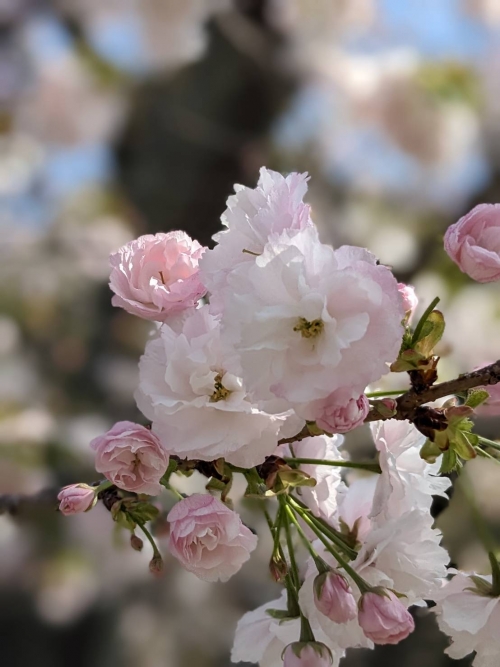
[366,360,500,423]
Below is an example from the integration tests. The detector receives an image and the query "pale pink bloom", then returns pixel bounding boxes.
[397,283,418,319]
[136,306,283,468]
[370,420,451,521]
[355,509,449,604]
[433,571,500,667]
[310,389,369,434]
[109,231,206,321]
[276,435,345,521]
[231,592,302,665]
[167,494,257,582]
[444,204,500,283]
[314,571,357,624]
[200,167,313,306]
[283,642,333,667]
[358,591,415,645]
[57,484,96,515]
[220,229,404,412]
[90,421,169,495]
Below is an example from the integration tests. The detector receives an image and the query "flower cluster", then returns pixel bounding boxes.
[56,168,500,667]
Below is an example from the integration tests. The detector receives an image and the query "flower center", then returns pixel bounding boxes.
[210,374,231,402]
[293,317,324,339]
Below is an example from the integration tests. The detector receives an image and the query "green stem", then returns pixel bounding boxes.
[289,496,358,560]
[477,436,500,452]
[280,497,301,591]
[160,480,184,501]
[366,390,408,398]
[489,552,500,597]
[288,500,370,594]
[137,521,161,559]
[284,458,381,474]
[411,296,440,345]
[94,480,113,495]
[285,504,329,574]
[299,614,316,643]
[477,448,500,465]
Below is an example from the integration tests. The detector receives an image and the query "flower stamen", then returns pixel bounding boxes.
[294,317,324,339]
[210,374,231,402]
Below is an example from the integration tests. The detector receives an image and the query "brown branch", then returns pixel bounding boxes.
[366,359,500,423]
[0,488,59,517]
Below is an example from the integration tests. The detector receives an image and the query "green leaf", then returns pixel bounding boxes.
[440,448,460,474]
[265,609,300,621]
[452,431,477,461]
[278,469,317,489]
[465,389,490,409]
[414,310,445,357]
[466,575,493,597]
[420,438,442,464]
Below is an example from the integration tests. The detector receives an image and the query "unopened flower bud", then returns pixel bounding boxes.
[313,571,357,624]
[149,554,164,575]
[269,555,288,582]
[130,534,144,551]
[397,283,418,320]
[358,590,414,645]
[282,641,333,667]
[57,484,96,516]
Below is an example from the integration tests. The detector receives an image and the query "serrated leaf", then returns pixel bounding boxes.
[453,431,477,461]
[440,448,459,473]
[414,310,445,357]
[466,389,490,409]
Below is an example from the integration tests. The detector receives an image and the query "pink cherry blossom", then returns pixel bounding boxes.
[57,484,96,515]
[311,389,369,434]
[314,571,358,624]
[220,229,404,412]
[358,591,415,645]
[109,231,206,321]
[444,204,500,283]
[90,421,169,495]
[167,494,257,582]
[283,642,333,667]
[200,167,313,306]
[433,571,500,667]
[136,306,283,468]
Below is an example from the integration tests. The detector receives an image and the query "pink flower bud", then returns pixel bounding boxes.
[444,204,500,283]
[313,571,357,624]
[315,390,369,434]
[109,231,207,321]
[57,483,96,515]
[149,554,164,575]
[282,642,333,667]
[130,534,144,551]
[397,283,418,319]
[167,494,257,582]
[358,591,415,645]
[90,422,169,495]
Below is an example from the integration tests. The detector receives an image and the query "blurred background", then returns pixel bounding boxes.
[1,1,500,666]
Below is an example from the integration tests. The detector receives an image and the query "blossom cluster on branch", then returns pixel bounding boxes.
[54,168,500,667]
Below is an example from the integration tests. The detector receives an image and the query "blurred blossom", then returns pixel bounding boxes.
[36,556,100,625]
[16,50,125,146]
[465,0,500,25]
[57,0,230,74]
[0,132,44,197]
[0,408,56,446]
